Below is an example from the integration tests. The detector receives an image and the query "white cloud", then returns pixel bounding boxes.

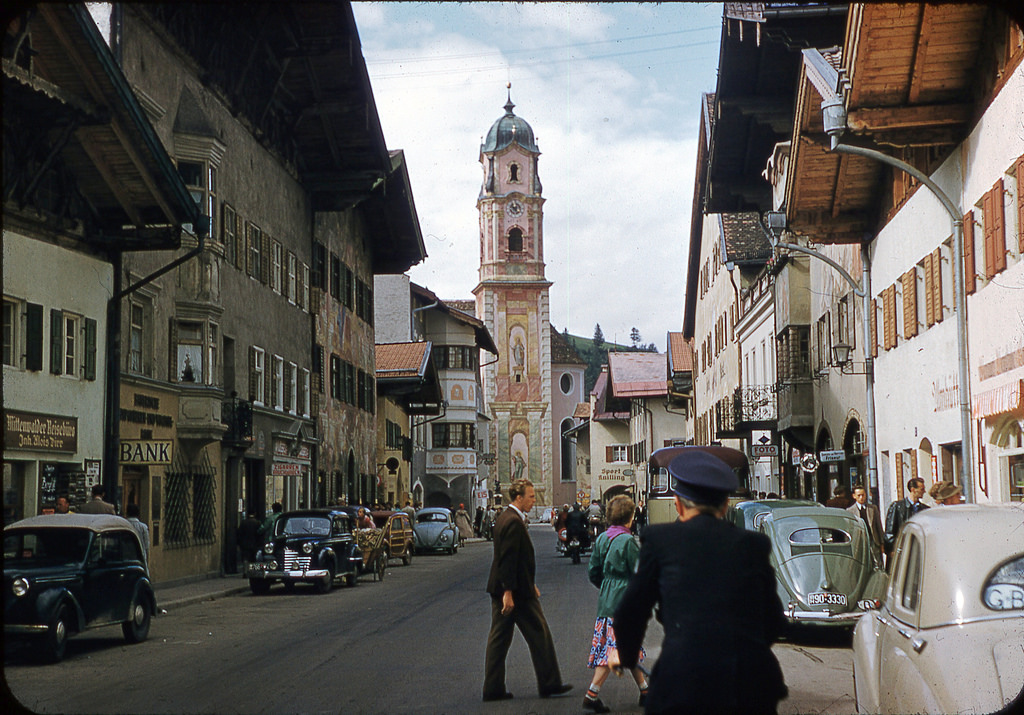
[354,2,721,350]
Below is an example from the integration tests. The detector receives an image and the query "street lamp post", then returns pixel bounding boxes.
[821,96,974,503]
[764,216,879,503]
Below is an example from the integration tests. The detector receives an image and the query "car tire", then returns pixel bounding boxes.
[402,545,413,566]
[249,579,271,595]
[122,592,152,644]
[344,571,358,587]
[44,604,72,663]
[315,563,335,594]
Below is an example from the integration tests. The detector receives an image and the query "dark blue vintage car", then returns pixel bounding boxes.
[4,514,156,662]
[245,508,362,594]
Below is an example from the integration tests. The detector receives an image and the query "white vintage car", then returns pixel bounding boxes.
[852,502,1024,714]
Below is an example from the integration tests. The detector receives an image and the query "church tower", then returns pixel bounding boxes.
[473,92,554,505]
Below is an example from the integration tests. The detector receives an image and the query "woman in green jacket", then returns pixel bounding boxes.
[583,495,648,713]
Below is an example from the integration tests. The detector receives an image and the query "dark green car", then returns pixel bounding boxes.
[731,500,888,626]
[4,514,156,662]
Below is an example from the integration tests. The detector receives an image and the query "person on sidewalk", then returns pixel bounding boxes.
[884,477,928,564]
[612,450,787,715]
[237,510,262,569]
[455,503,474,546]
[582,494,648,713]
[483,477,572,702]
[78,484,116,514]
[847,485,884,568]
[125,502,150,562]
[258,502,283,540]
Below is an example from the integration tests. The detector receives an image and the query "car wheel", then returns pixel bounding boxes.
[315,563,335,594]
[44,604,72,663]
[344,571,358,587]
[122,593,152,643]
[249,579,271,595]
[402,545,413,566]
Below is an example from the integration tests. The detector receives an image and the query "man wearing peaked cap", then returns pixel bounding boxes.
[611,448,788,715]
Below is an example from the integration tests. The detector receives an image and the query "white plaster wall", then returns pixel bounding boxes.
[872,62,1024,505]
[373,274,412,343]
[4,232,111,466]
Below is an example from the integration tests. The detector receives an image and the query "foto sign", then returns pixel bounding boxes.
[751,444,779,457]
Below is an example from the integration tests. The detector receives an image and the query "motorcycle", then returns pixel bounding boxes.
[564,529,582,564]
[588,513,604,541]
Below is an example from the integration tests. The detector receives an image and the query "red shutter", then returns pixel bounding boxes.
[248,346,257,401]
[902,269,918,339]
[963,211,976,295]
[991,179,1006,274]
[605,446,614,462]
[870,299,878,358]
[924,253,935,327]
[1016,156,1024,253]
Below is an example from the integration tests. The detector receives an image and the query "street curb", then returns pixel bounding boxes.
[156,584,250,612]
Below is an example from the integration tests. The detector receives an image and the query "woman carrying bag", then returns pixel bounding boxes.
[583,495,649,713]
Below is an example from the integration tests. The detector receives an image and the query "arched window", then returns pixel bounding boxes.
[560,418,576,482]
[560,373,573,395]
[508,227,523,252]
[508,163,520,182]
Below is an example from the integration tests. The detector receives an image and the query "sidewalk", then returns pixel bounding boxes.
[154,574,250,612]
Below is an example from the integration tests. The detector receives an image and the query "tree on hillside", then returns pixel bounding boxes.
[630,327,641,349]
[593,324,604,352]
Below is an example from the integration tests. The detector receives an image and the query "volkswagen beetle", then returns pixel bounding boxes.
[740,504,888,626]
[852,503,1024,714]
[4,514,156,662]
[246,508,362,594]
[412,507,459,555]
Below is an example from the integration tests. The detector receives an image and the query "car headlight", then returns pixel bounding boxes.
[441,533,450,542]
[263,542,274,554]
[12,577,29,597]
[302,542,313,554]
[268,560,278,570]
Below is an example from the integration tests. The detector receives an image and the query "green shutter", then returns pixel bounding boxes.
[25,303,43,371]
[84,317,97,381]
[50,309,63,374]
[248,346,258,402]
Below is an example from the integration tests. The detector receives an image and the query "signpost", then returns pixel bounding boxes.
[818,449,846,463]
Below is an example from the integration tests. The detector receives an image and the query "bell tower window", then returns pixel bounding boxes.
[508,162,520,182]
[508,227,523,253]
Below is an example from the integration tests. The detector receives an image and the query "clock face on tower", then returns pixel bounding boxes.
[506,200,524,218]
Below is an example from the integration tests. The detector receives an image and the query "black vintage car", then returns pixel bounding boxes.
[246,508,362,594]
[4,514,156,662]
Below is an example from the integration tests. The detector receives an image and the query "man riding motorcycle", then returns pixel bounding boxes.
[564,503,590,556]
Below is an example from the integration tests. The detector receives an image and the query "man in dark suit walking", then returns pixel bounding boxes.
[612,451,787,715]
[847,484,884,568]
[483,477,572,702]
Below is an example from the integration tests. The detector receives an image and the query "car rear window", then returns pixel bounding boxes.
[4,529,91,566]
[983,553,1024,611]
[418,512,448,523]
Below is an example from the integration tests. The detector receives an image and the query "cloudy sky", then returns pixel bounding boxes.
[352,2,723,350]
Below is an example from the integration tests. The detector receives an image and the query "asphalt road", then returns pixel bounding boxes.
[5,526,855,715]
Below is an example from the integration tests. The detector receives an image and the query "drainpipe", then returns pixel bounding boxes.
[102,226,208,509]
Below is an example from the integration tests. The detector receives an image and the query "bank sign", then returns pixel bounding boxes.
[120,439,173,465]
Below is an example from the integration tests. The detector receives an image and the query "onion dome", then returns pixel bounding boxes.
[481,94,538,154]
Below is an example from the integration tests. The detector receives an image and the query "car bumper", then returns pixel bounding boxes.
[5,624,49,634]
[785,606,865,624]
[246,565,329,580]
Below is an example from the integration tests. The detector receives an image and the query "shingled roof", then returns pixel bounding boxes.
[721,212,772,264]
[667,332,694,374]
[608,352,668,399]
